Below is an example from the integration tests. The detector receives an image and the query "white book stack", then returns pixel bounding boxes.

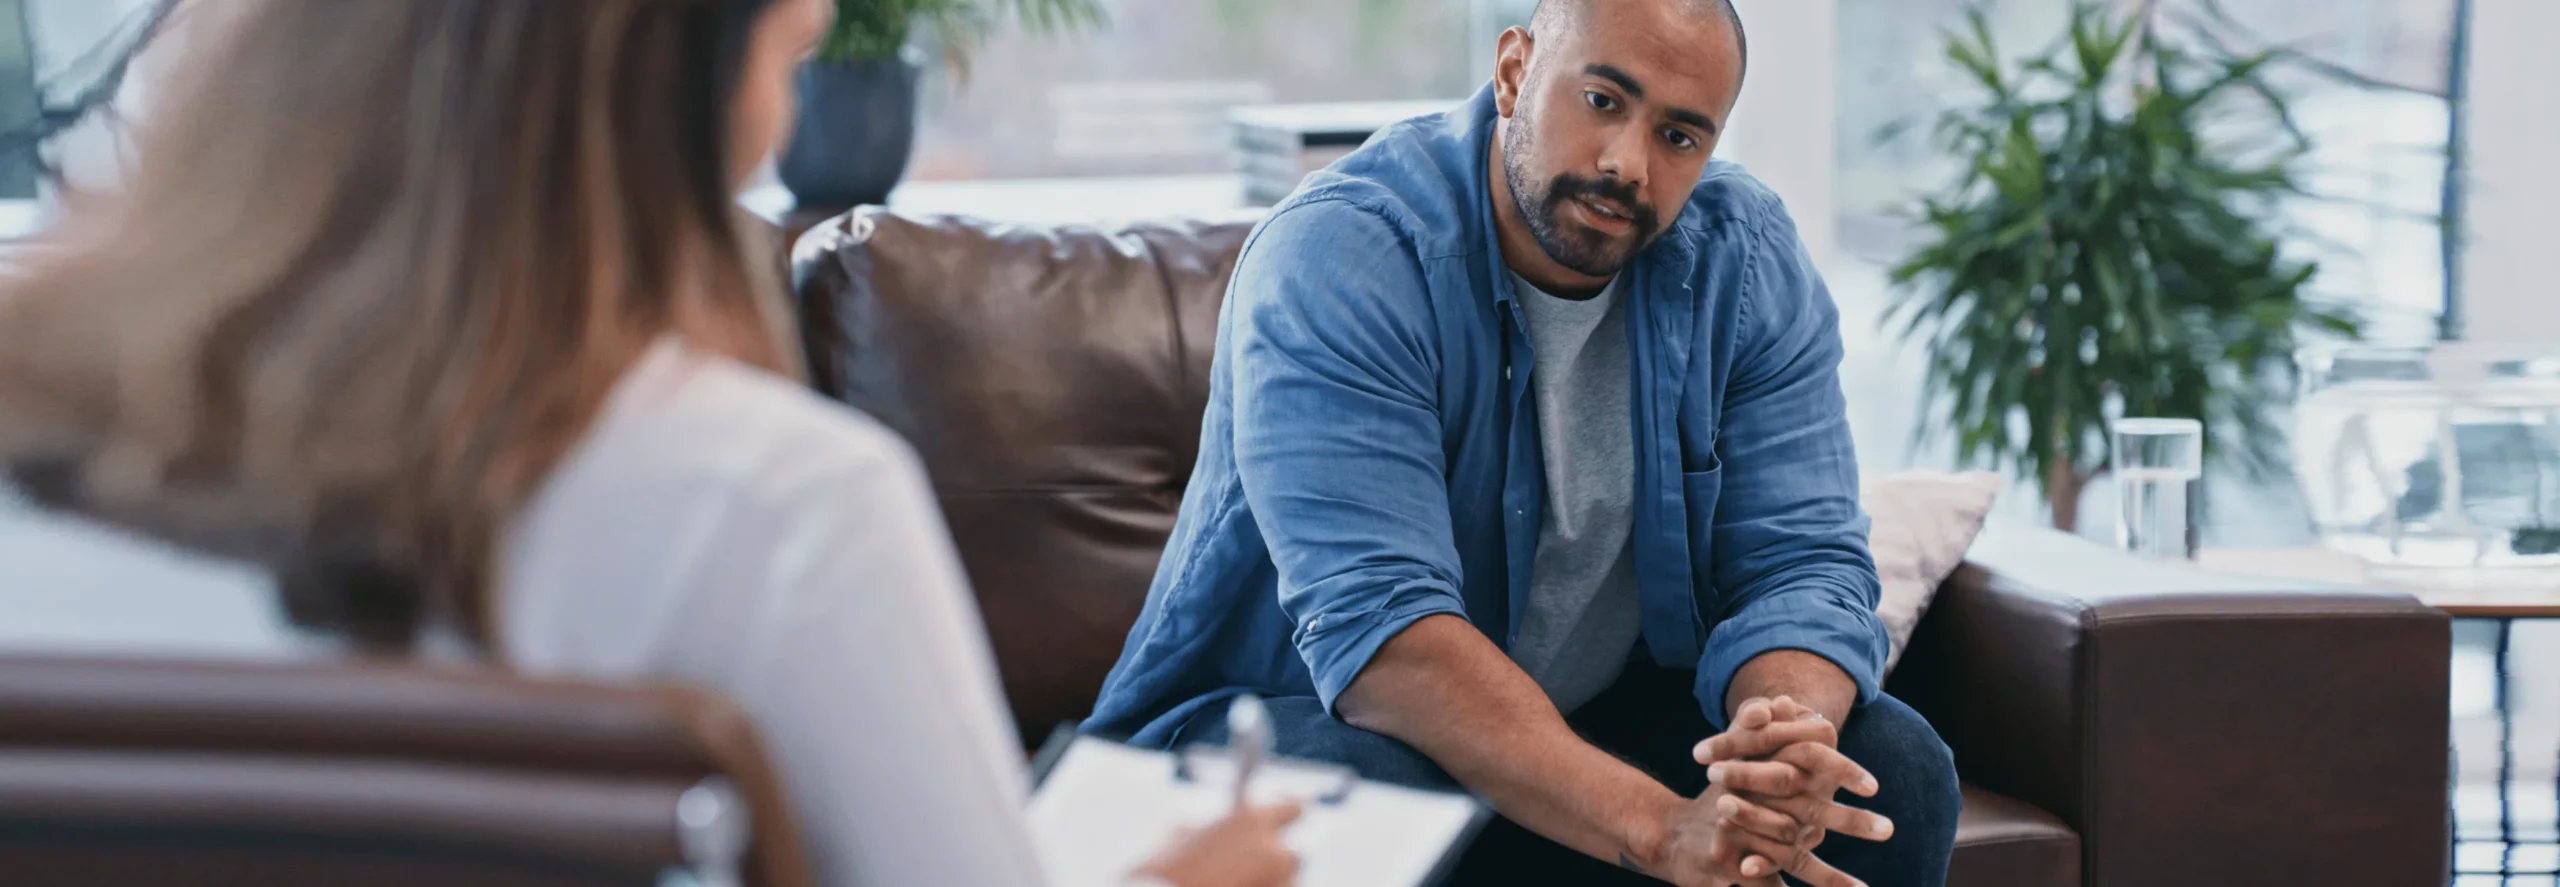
[1229,100,1461,206]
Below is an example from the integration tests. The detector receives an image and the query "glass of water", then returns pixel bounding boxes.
[2113,418,2203,560]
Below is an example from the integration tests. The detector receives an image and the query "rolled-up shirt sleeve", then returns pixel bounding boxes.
[1227,198,1471,714]
[1693,205,1890,730]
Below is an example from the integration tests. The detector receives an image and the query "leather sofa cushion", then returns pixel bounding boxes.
[794,210,1258,742]
[1951,784,2080,887]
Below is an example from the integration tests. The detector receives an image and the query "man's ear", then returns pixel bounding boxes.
[1492,26,1532,119]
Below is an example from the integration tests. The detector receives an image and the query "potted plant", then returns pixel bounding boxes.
[779,0,1105,209]
[1887,2,2363,531]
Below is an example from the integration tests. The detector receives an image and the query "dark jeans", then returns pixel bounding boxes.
[1178,662,1960,886]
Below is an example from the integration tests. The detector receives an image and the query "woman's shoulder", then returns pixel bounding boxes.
[499,339,939,675]
[586,338,924,498]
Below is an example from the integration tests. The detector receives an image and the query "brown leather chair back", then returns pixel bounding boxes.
[0,656,813,887]
[794,209,1258,743]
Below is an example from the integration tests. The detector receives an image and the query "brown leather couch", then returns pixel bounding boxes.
[0,656,812,887]
[794,208,2454,887]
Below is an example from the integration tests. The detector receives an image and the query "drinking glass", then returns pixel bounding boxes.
[2113,418,2203,560]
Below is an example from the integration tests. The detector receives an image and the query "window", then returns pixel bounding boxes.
[6,0,173,217]
[1838,0,2462,343]
[911,0,1486,181]
[0,0,37,199]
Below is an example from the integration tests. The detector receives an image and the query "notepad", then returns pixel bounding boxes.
[1027,734,1489,887]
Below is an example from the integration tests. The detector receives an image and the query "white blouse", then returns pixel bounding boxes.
[501,338,1045,887]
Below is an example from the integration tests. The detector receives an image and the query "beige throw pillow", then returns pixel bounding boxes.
[1864,471,2004,673]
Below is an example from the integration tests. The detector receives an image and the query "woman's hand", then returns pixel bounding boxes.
[1133,801,1305,887]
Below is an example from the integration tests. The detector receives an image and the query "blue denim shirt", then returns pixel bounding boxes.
[1083,84,1885,746]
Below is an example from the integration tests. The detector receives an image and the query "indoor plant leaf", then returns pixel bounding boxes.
[1886,0,2366,530]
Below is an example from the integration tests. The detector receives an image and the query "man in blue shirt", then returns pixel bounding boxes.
[1086,1,1959,884]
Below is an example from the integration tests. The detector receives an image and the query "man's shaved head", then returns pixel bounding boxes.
[1530,0,1748,81]
[1490,0,1749,288]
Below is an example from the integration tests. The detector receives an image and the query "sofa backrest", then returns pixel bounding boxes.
[794,209,1257,743]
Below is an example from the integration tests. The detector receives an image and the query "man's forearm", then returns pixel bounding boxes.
[1724,650,1857,726]
[1336,614,1683,870]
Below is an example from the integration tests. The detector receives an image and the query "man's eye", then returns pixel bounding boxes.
[1664,128,1698,150]
[1584,91,1618,112]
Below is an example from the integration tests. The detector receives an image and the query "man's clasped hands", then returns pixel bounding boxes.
[1666,697,1899,887]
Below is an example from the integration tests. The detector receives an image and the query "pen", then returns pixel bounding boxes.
[1228,693,1271,812]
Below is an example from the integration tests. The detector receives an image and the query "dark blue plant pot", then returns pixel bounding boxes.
[778,57,920,209]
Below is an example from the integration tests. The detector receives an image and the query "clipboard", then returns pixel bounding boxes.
[1029,727,1492,887]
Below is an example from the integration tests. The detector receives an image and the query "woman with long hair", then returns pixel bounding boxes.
[0,1,1296,885]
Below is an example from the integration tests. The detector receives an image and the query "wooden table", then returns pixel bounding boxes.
[2203,547,2560,878]
[2201,546,2560,618]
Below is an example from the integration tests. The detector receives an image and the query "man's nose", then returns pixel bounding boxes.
[1593,123,1649,193]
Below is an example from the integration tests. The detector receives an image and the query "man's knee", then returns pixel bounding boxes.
[1840,695,1961,830]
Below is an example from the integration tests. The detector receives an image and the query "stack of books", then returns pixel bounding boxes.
[1229,100,1460,206]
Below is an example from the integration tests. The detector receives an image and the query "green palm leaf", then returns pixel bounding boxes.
[1887,1,2366,529]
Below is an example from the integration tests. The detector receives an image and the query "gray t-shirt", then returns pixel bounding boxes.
[1507,273,1644,714]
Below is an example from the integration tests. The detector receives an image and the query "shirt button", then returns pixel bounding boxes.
[1503,366,1513,381]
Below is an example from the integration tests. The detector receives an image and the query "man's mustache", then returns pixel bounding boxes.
[1549,175,1657,233]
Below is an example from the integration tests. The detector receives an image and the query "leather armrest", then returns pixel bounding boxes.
[0,749,693,872]
[0,656,814,887]
[1887,524,2450,885]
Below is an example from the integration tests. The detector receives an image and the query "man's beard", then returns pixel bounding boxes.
[1502,130,1661,278]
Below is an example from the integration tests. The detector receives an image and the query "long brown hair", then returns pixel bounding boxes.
[0,0,797,650]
